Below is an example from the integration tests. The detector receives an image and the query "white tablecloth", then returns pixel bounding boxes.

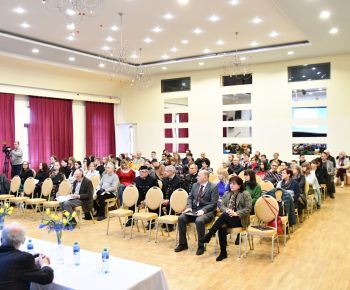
[21,238,168,290]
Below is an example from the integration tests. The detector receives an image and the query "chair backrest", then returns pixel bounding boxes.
[57,180,72,196]
[41,178,53,198]
[254,195,279,223]
[90,174,100,191]
[122,185,139,208]
[145,186,163,210]
[157,179,163,189]
[238,171,245,180]
[170,188,188,214]
[275,189,283,202]
[256,175,263,184]
[209,173,218,183]
[23,177,36,197]
[304,182,309,194]
[9,176,21,195]
[260,180,274,192]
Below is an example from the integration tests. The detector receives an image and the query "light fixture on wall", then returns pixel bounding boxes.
[223,32,252,79]
[42,0,104,17]
[130,48,152,88]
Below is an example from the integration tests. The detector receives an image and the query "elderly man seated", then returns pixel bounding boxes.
[94,162,119,221]
[0,222,54,290]
[60,168,94,221]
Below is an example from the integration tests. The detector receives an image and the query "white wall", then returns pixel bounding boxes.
[118,53,350,169]
[72,100,86,161]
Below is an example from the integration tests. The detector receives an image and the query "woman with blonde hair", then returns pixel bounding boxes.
[216,168,229,207]
[302,161,321,209]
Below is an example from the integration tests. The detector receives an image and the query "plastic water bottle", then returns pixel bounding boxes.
[27,239,34,255]
[102,248,109,274]
[73,242,80,266]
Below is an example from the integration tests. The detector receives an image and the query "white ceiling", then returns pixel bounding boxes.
[0,0,349,77]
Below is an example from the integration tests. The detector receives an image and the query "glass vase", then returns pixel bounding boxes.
[55,230,64,264]
[0,216,4,240]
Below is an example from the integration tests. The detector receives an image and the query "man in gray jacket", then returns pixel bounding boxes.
[10,141,23,178]
[175,170,218,255]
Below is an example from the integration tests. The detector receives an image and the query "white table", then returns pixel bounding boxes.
[21,238,168,290]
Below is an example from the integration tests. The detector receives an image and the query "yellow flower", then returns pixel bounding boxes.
[54,215,60,221]
[4,203,9,208]
[0,209,4,215]
[64,211,70,217]
[9,207,13,211]
[8,210,13,215]
[50,214,56,219]
[72,212,77,218]
[43,220,48,224]
[46,209,51,215]
[63,218,68,225]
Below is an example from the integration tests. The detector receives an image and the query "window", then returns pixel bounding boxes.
[222,93,251,105]
[164,97,188,109]
[223,110,252,121]
[288,63,330,82]
[161,77,191,93]
[222,74,252,86]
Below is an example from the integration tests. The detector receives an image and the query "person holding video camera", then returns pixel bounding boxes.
[10,141,23,178]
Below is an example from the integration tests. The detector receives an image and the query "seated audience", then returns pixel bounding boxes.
[175,170,218,256]
[0,222,54,289]
[313,158,328,186]
[132,151,145,169]
[85,162,100,179]
[171,154,184,177]
[241,153,252,170]
[195,152,210,169]
[19,161,34,185]
[199,176,252,261]
[263,161,282,187]
[60,169,94,220]
[335,151,349,188]
[48,155,58,172]
[182,163,198,194]
[299,154,306,166]
[321,152,335,198]
[302,162,321,209]
[277,169,300,205]
[50,161,65,197]
[68,161,82,184]
[227,157,244,176]
[260,154,271,170]
[150,151,157,162]
[116,160,136,205]
[67,156,76,172]
[94,162,119,221]
[216,168,229,207]
[60,159,71,179]
[34,162,50,198]
[82,157,90,172]
[200,159,213,173]
[256,161,268,179]
[270,152,282,165]
[181,149,191,166]
[135,165,158,208]
[94,157,105,176]
[150,162,165,181]
[244,169,262,214]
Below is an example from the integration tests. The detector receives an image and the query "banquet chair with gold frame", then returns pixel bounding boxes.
[0,175,20,204]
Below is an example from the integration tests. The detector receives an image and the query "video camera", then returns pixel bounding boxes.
[2,143,11,157]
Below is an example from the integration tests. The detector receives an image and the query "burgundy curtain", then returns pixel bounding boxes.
[164,129,173,138]
[29,96,73,169]
[178,143,189,153]
[178,113,188,123]
[0,93,15,178]
[164,113,172,123]
[164,143,173,153]
[86,102,116,157]
[178,128,188,138]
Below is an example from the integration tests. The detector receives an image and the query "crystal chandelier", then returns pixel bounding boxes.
[130,48,152,88]
[41,0,104,17]
[223,32,252,79]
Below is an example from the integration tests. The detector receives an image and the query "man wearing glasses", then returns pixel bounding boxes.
[263,161,282,187]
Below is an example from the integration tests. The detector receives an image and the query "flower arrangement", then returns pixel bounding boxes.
[39,209,77,244]
[0,203,13,231]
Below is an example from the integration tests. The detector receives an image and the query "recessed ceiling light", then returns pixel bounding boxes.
[329,27,338,34]
[240,56,246,61]
[106,36,114,42]
[131,53,138,59]
[101,45,110,51]
[110,25,119,31]
[67,35,75,41]
[144,37,153,43]
[14,7,26,14]
[209,14,220,22]
[312,67,316,70]
[161,66,167,70]
[152,26,162,33]
[170,47,178,52]
[203,48,210,53]
[216,39,225,45]
[66,22,75,30]
[252,17,262,24]
[66,9,76,16]
[31,48,39,54]
[317,72,321,75]
[319,11,330,19]
[68,56,75,62]
[181,39,189,44]
[98,63,105,68]
[198,62,204,66]
[269,31,279,37]
[20,22,30,28]
[162,54,169,59]
[178,0,189,5]
[251,41,258,47]
[302,75,306,78]
[193,28,203,34]
[287,51,295,55]
[229,0,240,5]
[163,13,174,20]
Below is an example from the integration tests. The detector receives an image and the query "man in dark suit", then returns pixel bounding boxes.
[0,222,54,290]
[182,163,198,193]
[60,169,93,220]
[175,170,218,255]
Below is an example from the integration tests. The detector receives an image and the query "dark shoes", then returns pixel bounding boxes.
[330,195,335,199]
[97,216,106,221]
[125,220,133,227]
[174,244,188,252]
[235,234,240,245]
[216,251,228,262]
[196,247,205,256]
[199,233,212,244]
[146,223,155,230]
[83,214,92,220]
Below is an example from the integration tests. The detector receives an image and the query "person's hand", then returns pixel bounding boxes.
[38,255,51,267]
[73,194,80,199]
[183,208,192,213]
[140,200,146,209]
[196,209,204,216]
[226,209,236,217]
[162,199,169,206]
